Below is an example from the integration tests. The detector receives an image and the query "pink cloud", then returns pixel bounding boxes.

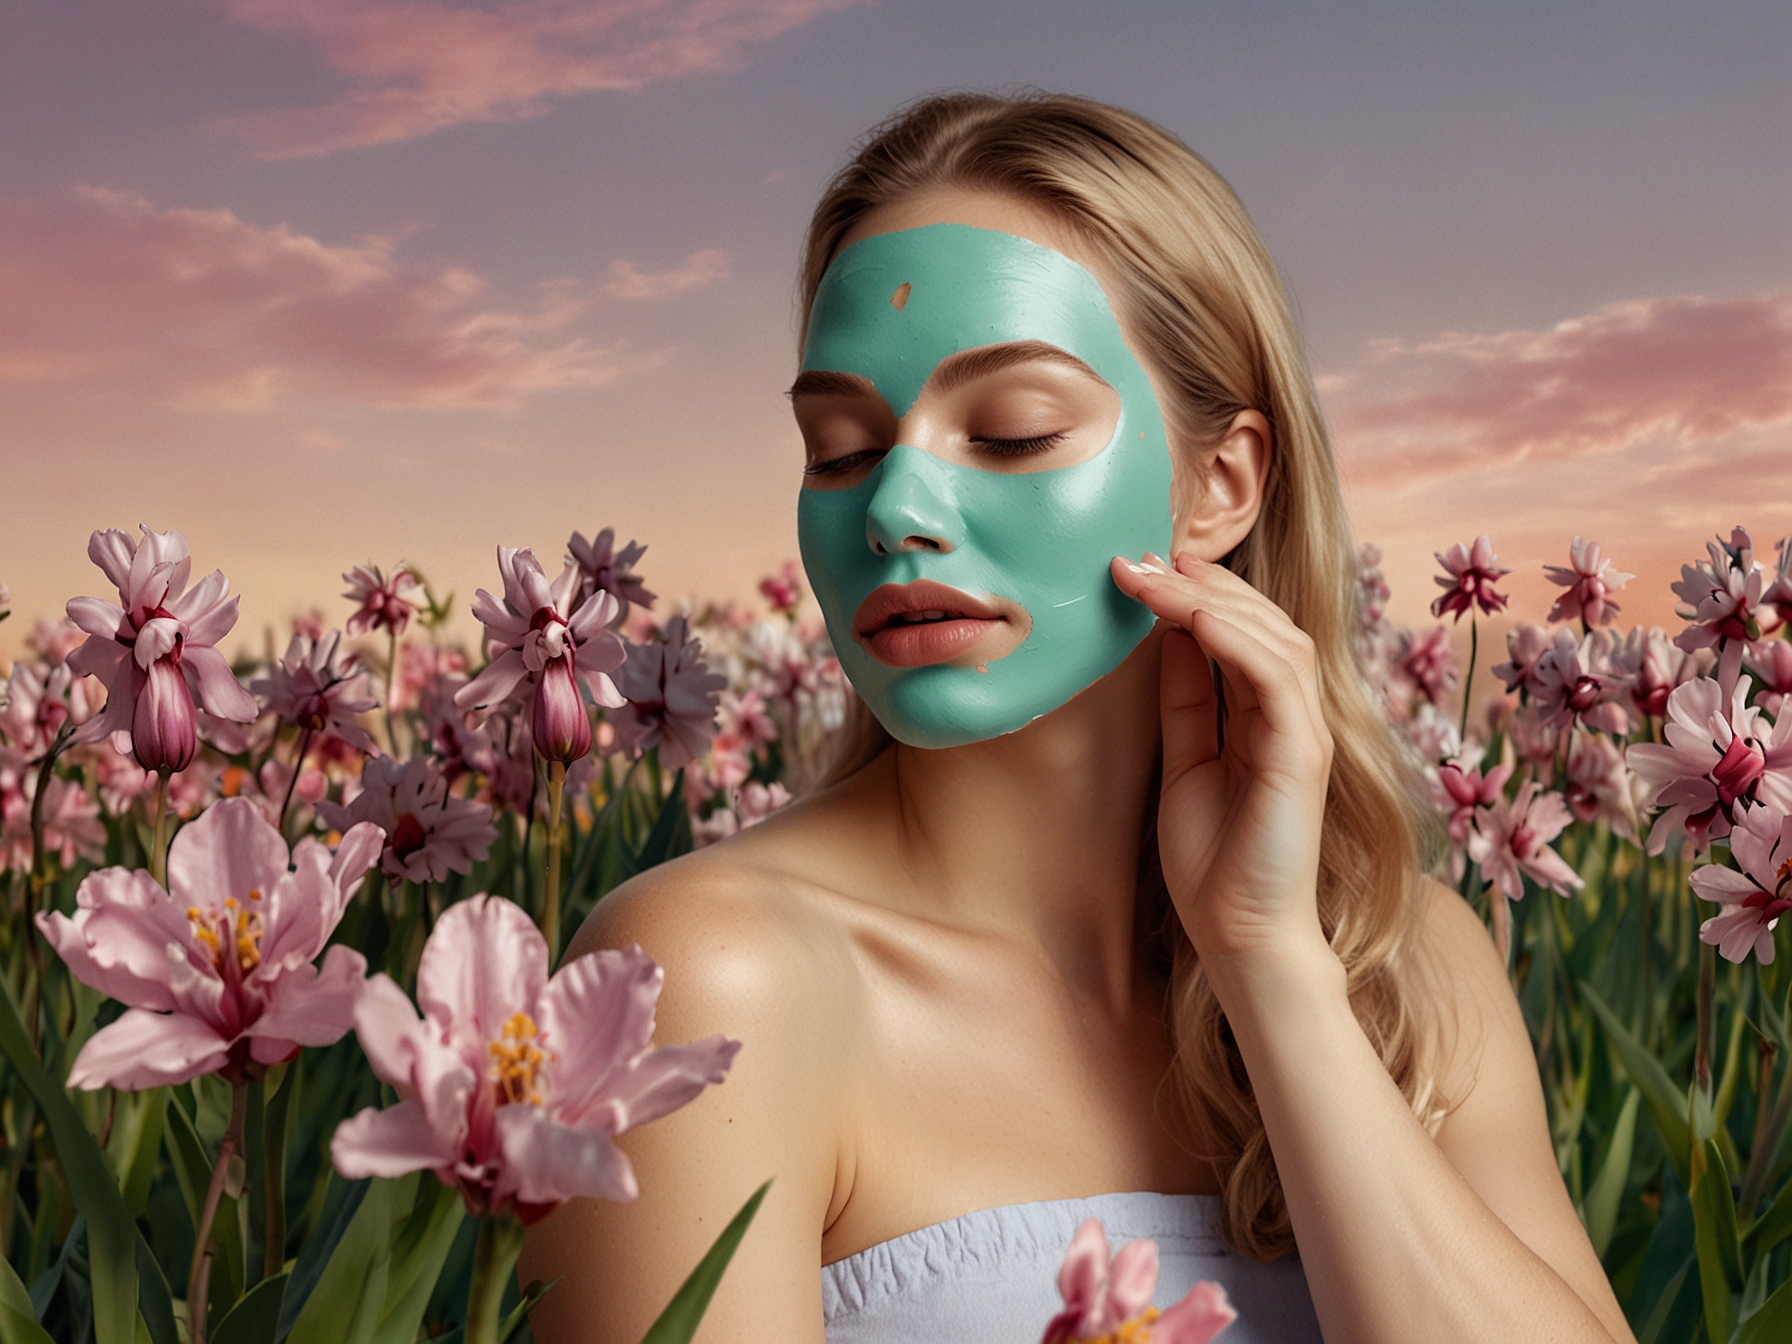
[1327,292,1792,484]
[215,0,860,158]
[0,187,665,408]
[603,247,730,300]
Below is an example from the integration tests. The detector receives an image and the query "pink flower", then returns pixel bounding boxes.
[1689,804,1792,964]
[531,652,592,765]
[393,641,467,713]
[1507,704,1561,772]
[251,629,379,754]
[317,755,497,885]
[0,753,105,874]
[418,672,494,783]
[1673,528,1771,690]
[1565,731,1640,839]
[1430,535,1510,623]
[758,561,804,614]
[456,547,626,734]
[1617,626,1705,720]
[1627,676,1792,855]
[0,660,92,757]
[1764,536,1792,626]
[1397,625,1460,708]
[331,894,740,1220]
[1748,639,1792,719]
[693,781,794,848]
[342,563,422,638]
[1469,778,1583,902]
[64,525,258,773]
[1434,756,1513,880]
[1530,630,1633,736]
[1492,623,1553,698]
[1544,536,1633,628]
[1040,1218,1236,1344]
[1356,543,1391,631]
[36,797,382,1088]
[568,528,656,620]
[611,615,728,769]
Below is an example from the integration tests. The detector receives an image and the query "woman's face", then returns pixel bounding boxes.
[792,190,1175,749]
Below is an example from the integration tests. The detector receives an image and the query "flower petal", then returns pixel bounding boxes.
[181,645,258,722]
[492,1105,635,1206]
[590,1036,741,1136]
[249,945,367,1054]
[167,796,291,916]
[332,1099,460,1181]
[1154,1280,1239,1344]
[536,946,662,1121]
[65,1009,230,1090]
[1057,1218,1111,1320]
[415,894,546,1050]
[1104,1238,1160,1325]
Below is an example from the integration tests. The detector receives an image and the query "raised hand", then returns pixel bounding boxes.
[1109,551,1336,977]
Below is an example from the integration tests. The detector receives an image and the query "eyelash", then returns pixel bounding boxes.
[971,432,1066,457]
[802,432,1067,477]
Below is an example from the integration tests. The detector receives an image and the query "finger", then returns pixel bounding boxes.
[1182,606,1328,771]
[1115,553,1308,665]
[1159,627,1221,783]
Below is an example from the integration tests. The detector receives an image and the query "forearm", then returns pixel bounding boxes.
[1206,941,1619,1344]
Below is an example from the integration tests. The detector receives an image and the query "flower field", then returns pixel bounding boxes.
[0,520,1789,1342]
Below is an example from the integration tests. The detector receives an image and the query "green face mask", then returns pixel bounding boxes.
[797,222,1173,749]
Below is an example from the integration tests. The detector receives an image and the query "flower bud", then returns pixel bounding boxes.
[132,656,198,773]
[531,654,592,764]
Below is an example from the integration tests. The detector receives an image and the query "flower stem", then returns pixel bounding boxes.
[27,720,76,904]
[263,1063,297,1278]
[187,1079,249,1344]
[277,727,314,835]
[466,1214,527,1344]
[1694,937,1717,1099]
[1489,883,1512,969]
[384,628,401,755]
[1459,615,1478,744]
[150,768,173,888]
[543,760,567,963]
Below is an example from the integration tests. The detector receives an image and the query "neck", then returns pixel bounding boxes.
[864,629,1166,1007]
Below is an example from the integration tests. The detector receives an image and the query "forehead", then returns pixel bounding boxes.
[801,223,1139,420]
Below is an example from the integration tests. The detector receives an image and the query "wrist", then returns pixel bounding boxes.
[1198,929,1347,1026]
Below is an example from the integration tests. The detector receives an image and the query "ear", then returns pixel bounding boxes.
[1169,409,1270,563]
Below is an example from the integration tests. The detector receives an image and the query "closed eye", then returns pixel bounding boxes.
[803,448,888,478]
[970,432,1067,457]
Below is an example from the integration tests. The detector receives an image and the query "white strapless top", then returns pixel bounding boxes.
[822,1191,1325,1342]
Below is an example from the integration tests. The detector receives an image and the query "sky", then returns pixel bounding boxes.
[2,0,1789,666]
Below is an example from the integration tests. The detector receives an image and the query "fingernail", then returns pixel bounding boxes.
[1140,553,1171,574]
[1118,558,1151,575]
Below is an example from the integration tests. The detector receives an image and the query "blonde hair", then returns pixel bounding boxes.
[800,92,1449,1261]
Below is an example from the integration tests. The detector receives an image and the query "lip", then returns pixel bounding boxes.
[852,580,1028,668]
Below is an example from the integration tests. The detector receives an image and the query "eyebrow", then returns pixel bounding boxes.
[786,340,1104,401]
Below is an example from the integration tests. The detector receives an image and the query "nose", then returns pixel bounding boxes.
[864,444,958,557]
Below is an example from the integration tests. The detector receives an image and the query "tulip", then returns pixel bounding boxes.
[531,652,592,765]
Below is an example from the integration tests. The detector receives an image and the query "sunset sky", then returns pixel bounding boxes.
[3,0,1789,666]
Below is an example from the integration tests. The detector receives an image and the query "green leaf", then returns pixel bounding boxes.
[283,1175,403,1344]
[212,1272,288,1344]
[1690,1137,1743,1344]
[1637,1259,1694,1344]
[0,1251,54,1344]
[1735,1270,1792,1344]
[1580,980,1691,1186]
[0,971,137,1344]
[499,1278,556,1344]
[1582,1085,1639,1259]
[639,1180,770,1344]
[275,1176,369,1343]
[1744,1172,1792,1261]
[634,771,691,874]
[106,1088,169,1219]
[370,1177,465,1344]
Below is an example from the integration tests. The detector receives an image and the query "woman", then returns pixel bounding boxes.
[521,93,1636,1344]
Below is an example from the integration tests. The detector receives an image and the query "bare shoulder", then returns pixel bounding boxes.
[525,809,870,1344]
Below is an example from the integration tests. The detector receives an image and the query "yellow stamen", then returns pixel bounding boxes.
[1082,1308,1161,1344]
[489,1012,553,1107]
[186,889,265,974]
